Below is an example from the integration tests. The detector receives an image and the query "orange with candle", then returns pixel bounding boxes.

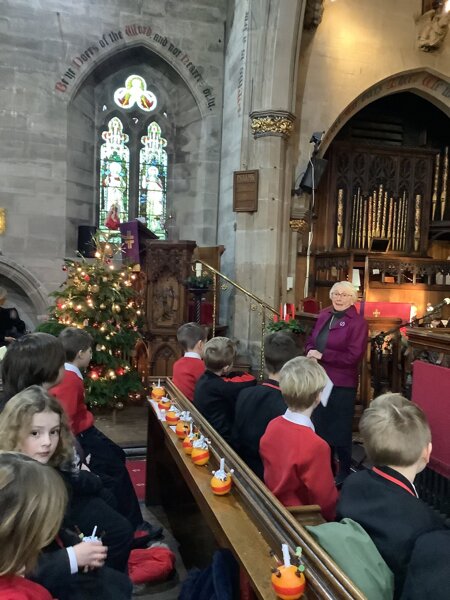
[151,379,166,401]
[191,435,210,466]
[175,411,193,440]
[158,397,171,411]
[182,424,198,455]
[165,406,180,426]
[271,544,306,600]
[210,458,234,495]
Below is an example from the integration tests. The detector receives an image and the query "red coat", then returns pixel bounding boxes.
[50,370,94,435]
[0,575,52,599]
[305,305,368,387]
[260,416,338,521]
[172,356,205,401]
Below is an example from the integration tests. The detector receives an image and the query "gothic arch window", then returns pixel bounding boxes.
[98,74,167,239]
[139,122,167,239]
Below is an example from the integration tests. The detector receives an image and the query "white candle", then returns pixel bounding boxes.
[282,544,291,567]
[220,457,225,471]
[195,262,202,278]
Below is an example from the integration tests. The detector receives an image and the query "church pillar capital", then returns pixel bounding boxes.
[249,109,296,140]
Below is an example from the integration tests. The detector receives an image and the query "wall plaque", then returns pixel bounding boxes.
[233,170,259,212]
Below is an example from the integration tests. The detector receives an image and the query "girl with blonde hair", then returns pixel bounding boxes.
[0,386,133,599]
[0,451,67,599]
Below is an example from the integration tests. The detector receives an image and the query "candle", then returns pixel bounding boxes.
[282,544,291,567]
[195,262,202,278]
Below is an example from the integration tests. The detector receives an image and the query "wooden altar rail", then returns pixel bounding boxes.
[146,378,366,600]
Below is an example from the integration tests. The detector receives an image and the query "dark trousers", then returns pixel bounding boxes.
[69,495,133,572]
[77,426,143,528]
[312,386,356,477]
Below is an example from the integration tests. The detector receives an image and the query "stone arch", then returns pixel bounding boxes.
[65,41,218,253]
[61,39,210,119]
[0,256,50,329]
[320,68,450,155]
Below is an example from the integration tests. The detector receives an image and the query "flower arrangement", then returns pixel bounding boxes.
[267,318,305,335]
[184,274,213,289]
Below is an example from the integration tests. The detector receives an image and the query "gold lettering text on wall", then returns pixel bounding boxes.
[0,209,5,234]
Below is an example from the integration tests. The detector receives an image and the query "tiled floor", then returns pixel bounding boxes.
[95,403,188,599]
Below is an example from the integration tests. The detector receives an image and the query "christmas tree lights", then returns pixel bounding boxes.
[43,232,144,408]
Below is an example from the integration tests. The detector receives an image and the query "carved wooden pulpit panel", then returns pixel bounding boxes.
[145,240,196,376]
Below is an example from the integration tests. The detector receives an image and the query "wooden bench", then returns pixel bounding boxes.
[145,378,366,600]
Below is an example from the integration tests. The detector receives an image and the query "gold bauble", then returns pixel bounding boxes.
[100,303,106,309]
[115,401,124,410]
[91,284,99,293]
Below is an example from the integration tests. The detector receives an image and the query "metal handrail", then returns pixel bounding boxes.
[191,259,279,375]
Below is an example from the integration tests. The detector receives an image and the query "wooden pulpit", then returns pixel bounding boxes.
[144,240,196,376]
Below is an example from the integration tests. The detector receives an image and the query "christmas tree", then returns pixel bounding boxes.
[42,233,144,408]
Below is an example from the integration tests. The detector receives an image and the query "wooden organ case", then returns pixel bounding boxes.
[311,143,450,314]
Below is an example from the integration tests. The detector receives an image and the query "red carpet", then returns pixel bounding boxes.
[126,458,146,500]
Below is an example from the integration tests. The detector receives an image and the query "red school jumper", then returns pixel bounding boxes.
[50,366,94,435]
[172,355,205,401]
[260,414,338,521]
[0,575,53,599]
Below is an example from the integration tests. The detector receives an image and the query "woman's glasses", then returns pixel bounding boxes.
[331,292,351,298]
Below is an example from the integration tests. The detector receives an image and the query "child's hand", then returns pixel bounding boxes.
[73,541,108,570]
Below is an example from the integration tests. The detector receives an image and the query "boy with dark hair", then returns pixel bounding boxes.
[337,393,448,597]
[193,336,256,443]
[232,332,300,479]
[260,356,338,521]
[172,322,207,400]
[50,327,162,539]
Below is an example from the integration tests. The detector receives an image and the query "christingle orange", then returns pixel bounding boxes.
[158,397,171,411]
[191,435,210,466]
[210,457,234,495]
[151,379,166,401]
[271,545,306,600]
[175,411,193,440]
[165,405,180,426]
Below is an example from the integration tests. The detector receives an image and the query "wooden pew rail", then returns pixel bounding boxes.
[146,378,366,600]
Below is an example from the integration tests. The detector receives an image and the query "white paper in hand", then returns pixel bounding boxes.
[320,375,333,407]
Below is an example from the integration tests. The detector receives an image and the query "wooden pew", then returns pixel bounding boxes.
[145,378,366,600]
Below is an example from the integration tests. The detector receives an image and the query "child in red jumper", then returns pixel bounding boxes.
[172,322,207,401]
[260,356,338,521]
[50,327,161,538]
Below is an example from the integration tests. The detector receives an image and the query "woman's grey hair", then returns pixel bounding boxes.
[329,281,358,301]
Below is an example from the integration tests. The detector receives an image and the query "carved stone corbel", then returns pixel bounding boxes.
[249,110,296,140]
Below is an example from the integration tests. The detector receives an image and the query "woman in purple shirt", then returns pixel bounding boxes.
[305,281,368,483]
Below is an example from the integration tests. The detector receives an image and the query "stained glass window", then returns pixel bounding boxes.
[99,117,130,240]
[98,76,167,240]
[139,123,167,238]
[114,75,157,112]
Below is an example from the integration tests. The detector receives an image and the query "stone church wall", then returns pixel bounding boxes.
[296,0,450,172]
[0,0,226,322]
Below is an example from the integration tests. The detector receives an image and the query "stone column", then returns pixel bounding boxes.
[230,0,305,364]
